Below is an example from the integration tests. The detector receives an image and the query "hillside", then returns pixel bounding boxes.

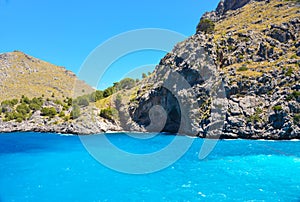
[0,51,93,101]
[108,0,300,139]
[0,51,120,134]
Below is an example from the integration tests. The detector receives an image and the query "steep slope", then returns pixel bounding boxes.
[211,0,300,139]
[0,51,120,134]
[117,0,300,139]
[0,51,94,101]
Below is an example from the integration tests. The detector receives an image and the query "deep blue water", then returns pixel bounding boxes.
[0,132,300,202]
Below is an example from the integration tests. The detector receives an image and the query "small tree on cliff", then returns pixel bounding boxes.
[196,19,215,34]
[70,105,81,119]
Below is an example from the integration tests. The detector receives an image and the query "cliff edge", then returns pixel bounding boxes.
[122,0,300,139]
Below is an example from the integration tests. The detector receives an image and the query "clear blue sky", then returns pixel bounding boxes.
[0,0,220,89]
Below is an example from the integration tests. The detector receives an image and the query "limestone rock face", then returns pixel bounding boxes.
[126,0,300,139]
[202,0,269,22]
[128,34,224,136]
[223,0,251,13]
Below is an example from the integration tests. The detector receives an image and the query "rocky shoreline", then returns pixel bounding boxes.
[1,119,299,140]
[0,120,122,135]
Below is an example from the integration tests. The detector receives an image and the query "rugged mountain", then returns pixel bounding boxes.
[0,51,93,100]
[117,0,300,139]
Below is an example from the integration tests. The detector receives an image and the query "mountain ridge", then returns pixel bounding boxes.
[0,50,94,101]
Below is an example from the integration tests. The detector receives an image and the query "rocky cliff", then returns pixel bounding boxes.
[122,0,300,139]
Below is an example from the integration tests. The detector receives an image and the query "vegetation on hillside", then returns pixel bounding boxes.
[100,108,118,121]
[196,19,215,34]
[0,74,150,123]
[212,0,299,80]
[0,95,72,122]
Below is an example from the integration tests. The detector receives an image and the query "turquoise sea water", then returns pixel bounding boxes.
[0,132,299,201]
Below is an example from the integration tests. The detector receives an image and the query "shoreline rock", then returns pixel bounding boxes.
[1,124,299,140]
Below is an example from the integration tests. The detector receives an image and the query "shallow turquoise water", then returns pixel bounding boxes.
[0,132,299,201]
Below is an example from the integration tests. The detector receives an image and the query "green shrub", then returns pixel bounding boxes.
[100,107,118,121]
[4,112,16,121]
[70,105,80,119]
[54,99,63,106]
[20,95,30,104]
[29,103,42,111]
[103,87,116,98]
[247,108,263,123]
[292,91,300,98]
[59,111,65,118]
[285,67,293,76]
[27,112,33,119]
[78,96,89,107]
[196,19,215,34]
[237,65,248,71]
[73,96,90,107]
[1,99,18,107]
[62,104,69,111]
[238,54,244,60]
[114,78,136,91]
[1,106,9,113]
[64,97,73,106]
[88,92,96,102]
[273,105,283,111]
[41,107,57,118]
[16,103,30,115]
[85,78,136,103]
[286,91,300,101]
[247,114,261,123]
[86,90,104,102]
[1,99,19,113]
[228,46,235,51]
[294,114,300,125]
[31,97,43,105]
[286,94,293,101]
[64,115,70,121]
[256,108,263,114]
[142,73,147,79]
[95,91,104,101]
[3,111,25,122]
[16,117,23,123]
[11,99,19,106]
[239,36,250,42]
